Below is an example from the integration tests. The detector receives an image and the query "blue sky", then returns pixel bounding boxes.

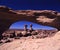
[0,0,59,30]
[9,21,56,30]
[0,0,60,11]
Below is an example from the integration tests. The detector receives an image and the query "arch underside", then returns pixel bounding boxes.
[0,6,60,39]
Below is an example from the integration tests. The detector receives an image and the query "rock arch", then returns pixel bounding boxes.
[0,6,60,39]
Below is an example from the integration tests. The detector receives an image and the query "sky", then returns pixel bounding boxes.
[0,0,60,11]
[0,0,60,30]
[9,21,56,30]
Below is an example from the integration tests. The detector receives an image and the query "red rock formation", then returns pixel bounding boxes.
[0,6,60,39]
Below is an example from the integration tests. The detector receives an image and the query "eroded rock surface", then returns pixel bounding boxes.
[0,6,60,39]
[0,31,60,50]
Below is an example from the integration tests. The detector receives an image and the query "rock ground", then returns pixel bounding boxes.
[0,31,60,50]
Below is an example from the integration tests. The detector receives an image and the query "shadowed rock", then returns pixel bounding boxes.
[0,6,60,39]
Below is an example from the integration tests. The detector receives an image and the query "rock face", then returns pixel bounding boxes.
[2,29,58,39]
[0,31,60,50]
[0,6,60,39]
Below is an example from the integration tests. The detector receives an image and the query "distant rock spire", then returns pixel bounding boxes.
[24,24,28,31]
[30,24,34,32]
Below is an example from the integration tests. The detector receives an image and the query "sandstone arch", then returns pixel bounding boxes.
[0,6,60,39]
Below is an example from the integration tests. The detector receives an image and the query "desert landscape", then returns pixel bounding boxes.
[0,25,59,50]
[0,6,60,50]
[0,29,60,50]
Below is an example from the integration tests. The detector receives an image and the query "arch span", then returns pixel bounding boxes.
[0,6,60,39]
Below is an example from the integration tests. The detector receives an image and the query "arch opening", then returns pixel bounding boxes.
[9,21,56,30]
[1,21,58,40]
